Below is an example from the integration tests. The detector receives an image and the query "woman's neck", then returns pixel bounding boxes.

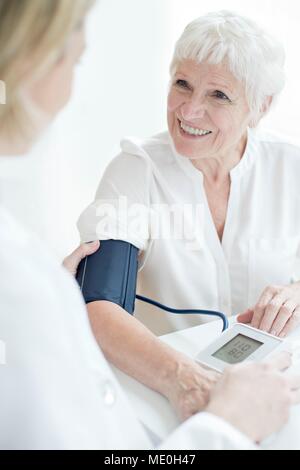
[191,132,248,185]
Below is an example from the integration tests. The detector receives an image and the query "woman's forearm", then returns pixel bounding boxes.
[87,301,183,397]
[87,301,220,420]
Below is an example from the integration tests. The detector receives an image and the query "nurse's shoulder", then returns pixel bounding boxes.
[0,205,94,343]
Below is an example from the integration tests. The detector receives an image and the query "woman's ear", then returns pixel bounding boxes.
[261,96,273,115]
[249,96,273,128]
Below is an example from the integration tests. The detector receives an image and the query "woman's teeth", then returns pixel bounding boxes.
[180,121,211,137]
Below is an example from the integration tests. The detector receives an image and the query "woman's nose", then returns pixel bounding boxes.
[180,101,206,121]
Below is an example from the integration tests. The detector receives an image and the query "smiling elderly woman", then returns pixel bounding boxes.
[78,11,300,417]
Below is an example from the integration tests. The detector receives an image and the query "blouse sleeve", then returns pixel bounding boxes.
[78,143,153,251]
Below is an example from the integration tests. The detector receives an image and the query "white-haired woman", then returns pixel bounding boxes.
[79,9,300,411]
[3,1,297,450]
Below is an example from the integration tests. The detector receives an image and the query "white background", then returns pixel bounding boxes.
[0,0,300,259]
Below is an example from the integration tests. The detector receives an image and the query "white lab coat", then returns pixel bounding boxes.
[78,128,300,336]
[0,205,255,450]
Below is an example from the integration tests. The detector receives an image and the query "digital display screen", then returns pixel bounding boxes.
[212,334,263,365]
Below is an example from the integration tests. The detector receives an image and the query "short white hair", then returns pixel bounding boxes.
[170,10,286,121]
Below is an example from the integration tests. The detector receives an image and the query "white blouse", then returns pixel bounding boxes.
[78,128,300,336]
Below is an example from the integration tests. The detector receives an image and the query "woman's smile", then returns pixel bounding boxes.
[177,118,213,140]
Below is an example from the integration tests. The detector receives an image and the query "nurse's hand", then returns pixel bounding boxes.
[166,359,220,421]
[63,241,100,276]
[206,352,300,443]
[237,283,300,338]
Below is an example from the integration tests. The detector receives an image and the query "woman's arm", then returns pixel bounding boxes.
[87,300,219,421]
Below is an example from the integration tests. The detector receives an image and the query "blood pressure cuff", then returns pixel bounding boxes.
[76,240,139,314]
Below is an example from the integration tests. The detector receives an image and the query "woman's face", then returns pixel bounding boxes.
[26,22,86,119]
[167,59,252,160]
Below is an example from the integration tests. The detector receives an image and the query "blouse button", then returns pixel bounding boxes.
[101,379,117,407]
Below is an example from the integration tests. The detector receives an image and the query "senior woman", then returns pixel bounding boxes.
[3,0,296,450]
[78,10,300,412]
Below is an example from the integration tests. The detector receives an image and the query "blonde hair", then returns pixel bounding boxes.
[0,0,93,140]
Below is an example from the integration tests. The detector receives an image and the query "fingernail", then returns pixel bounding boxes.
[271,331,277,337]
[279,333,286,339]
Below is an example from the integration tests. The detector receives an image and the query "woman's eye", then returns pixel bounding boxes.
[175,79,190,89]
[213,90,231,101]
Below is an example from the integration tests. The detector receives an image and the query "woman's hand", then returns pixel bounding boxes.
[165,357,220,421]
[206,352,300,443]
[63,241,100,277]
[238,283,300,338]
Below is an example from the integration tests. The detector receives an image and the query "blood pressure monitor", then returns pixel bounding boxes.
[195,323,285,372]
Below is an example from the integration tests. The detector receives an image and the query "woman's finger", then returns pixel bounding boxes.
[237,309,254,324]
[288,374,300,392]
[268,300,297,337]
[251,288,278,329]
[63,241,100,276]
[259,293,290,333]
[279,308,300,339]
[79,241,100,259]
[264,351,292,371]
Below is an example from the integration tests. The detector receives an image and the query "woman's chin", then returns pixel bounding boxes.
[172,140,206,160]
[170,129,211,158]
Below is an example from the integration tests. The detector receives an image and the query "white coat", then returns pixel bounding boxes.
[0,205,254,450]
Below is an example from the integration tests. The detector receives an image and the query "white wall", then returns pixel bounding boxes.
[1,0,300,259]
